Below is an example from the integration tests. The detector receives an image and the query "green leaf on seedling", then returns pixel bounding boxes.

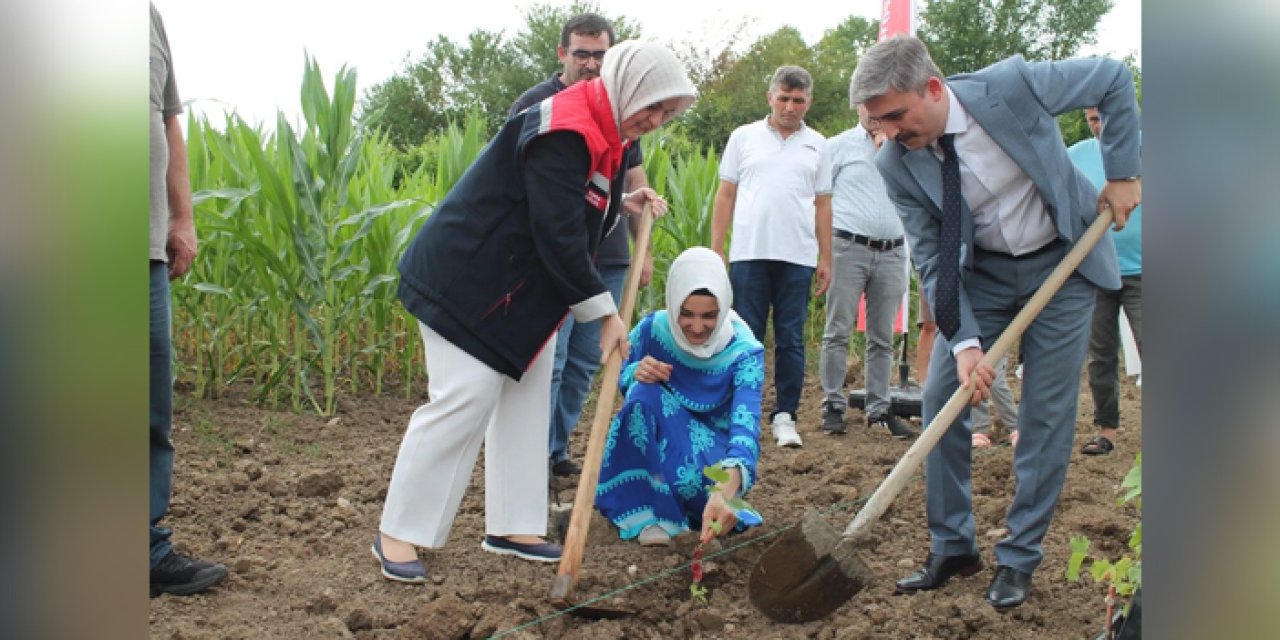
[726,497,750,511]
[703,463,730,484]
[1091,560,1114,583]
[1128,523,1142,552]
[1066,536,1089,581]
[690,583,708,605]
[709,521,722,535]
[1119,453,1142,505]
[1114,557,1133,579]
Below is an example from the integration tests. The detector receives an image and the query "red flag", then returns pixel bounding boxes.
[879,0,915,40]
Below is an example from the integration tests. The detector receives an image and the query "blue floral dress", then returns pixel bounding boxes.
[596,311,765,539]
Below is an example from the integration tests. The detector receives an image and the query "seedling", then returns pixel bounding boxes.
[689,463,762,604]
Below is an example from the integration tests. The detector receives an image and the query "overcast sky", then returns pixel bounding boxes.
[158,0,1141,128]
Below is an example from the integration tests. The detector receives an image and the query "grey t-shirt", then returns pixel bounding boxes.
[150,3,183,261]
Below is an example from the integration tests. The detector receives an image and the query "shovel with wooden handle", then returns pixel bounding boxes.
[747,207,1116,623]
[549,202,655,609]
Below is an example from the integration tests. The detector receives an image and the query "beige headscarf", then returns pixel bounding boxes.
[600,41,697,133]
[665,247,740,358]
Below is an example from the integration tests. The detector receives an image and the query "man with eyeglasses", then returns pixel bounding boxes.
[510,13,658,479]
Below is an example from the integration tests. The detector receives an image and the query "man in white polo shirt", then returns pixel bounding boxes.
[711,65,833,448]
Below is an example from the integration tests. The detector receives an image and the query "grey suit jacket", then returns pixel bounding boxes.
[877,55,1138,347]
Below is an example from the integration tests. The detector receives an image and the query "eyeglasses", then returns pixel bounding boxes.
[569,49,608,62]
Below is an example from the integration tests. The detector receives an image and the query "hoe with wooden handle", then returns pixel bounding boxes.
[549,202,655,609]
[747,207,1116,623]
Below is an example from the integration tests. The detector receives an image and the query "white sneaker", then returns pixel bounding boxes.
[771,413,803,448]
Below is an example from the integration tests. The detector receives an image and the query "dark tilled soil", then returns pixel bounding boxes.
[150,358,1141,639]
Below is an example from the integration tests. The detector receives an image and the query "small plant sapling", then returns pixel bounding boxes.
[689,463,762,604]
[1067,453,1142,639]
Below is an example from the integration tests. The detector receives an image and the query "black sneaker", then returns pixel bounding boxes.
[821,403,847,435]
[869,413,917,440]
[550,458,581,477]
[150,550,228,597]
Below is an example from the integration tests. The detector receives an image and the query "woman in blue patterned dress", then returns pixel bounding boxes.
[596,247,766,546]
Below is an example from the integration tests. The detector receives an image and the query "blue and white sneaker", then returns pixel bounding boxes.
[480,535,562,563]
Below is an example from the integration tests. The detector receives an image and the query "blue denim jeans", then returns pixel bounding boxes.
[150,261,175,566]
[548,264,630,463]
[729,260,814,418]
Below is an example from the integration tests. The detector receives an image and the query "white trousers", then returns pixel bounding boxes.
[379,322,554,547]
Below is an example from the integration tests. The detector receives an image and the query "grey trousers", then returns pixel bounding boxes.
[1087,275,1142,428]
[922,243,1095,575]
[818,237,908,417]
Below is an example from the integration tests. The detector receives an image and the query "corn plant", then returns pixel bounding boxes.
[176,57,434,413]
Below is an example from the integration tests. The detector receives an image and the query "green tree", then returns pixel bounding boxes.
[918,0,1114,75]
[360,1,640,149]
[808,16,881,136]
[679,27,817,150]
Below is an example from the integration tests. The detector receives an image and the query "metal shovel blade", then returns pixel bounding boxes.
[747,210,1117,624]
[747,511,874,623]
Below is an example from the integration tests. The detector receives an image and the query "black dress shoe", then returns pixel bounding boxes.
[985,565,1033,610]
[895,551,983,593]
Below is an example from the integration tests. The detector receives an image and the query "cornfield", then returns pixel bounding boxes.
[173,58,918,414]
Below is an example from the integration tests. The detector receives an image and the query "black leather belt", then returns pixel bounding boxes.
[976,238,1064,260]
[834,229,904,250]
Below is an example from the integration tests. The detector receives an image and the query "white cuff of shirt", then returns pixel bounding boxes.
[570,291,617,323]
[951,338,981,356]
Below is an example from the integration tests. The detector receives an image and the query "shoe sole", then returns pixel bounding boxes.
[776,440,802,448]
[480,540,561,563]
[150,566,229,597]
[371,545,428,584]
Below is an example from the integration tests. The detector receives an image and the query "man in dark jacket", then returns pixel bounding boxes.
[510,13,656,478]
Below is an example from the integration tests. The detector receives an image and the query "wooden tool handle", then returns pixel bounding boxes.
[842,207,1115,539]
[550,202,655,602]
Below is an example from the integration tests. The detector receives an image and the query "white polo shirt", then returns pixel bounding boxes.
[719,117,832,267]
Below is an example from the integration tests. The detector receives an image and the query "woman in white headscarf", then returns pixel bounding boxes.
[375,42,696,582]
[596,247,766,547]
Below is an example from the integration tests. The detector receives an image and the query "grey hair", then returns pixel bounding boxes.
[769,65,813,93]
[849,36,944,107]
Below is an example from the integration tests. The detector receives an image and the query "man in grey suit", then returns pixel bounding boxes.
[849,36,1141,610]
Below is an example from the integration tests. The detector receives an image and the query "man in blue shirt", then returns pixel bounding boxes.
[1070,107,1142,456]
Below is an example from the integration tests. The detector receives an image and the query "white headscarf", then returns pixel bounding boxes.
[600,41,697,133]
[665,247,739,358]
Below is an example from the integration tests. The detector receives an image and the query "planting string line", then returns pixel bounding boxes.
[487,494,867,640]
[487,442,1010,639]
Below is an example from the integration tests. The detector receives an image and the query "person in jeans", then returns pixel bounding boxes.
[509,13,655,477]
[149,2,228,597]
[1071,107,1142,456]
[711,65,833,448]
[818,104,914,439]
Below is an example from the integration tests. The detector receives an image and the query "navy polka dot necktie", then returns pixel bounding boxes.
[936,133,961,340]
